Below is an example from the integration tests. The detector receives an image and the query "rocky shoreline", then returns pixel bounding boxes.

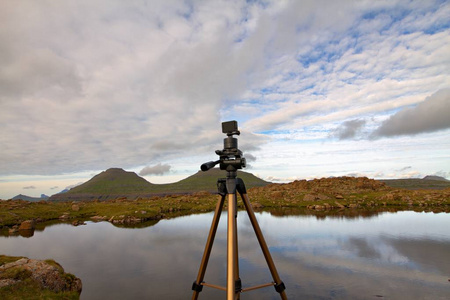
[0,255,82,298]
[1,177,449,234]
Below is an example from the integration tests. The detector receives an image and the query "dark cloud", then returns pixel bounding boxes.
[331,119,366,140]
[139,163,171,176]
[244,153,256,162]
[396,166,412,172]
[372,89,450,138]
[433,171,449,179]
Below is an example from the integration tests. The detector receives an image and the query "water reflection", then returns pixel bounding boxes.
[0,211,449,299]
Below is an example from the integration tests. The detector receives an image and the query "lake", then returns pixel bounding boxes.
[1,210,449,299]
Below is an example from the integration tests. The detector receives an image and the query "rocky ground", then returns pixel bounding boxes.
[249,176,450,211]
[0,255,82,299]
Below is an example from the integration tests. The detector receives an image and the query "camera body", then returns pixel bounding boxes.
[222,120,238,135]
[200,120,246,172]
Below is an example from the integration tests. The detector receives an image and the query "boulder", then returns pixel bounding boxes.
[90,216,107,222]
[72,220,86,226]
[303,194,316,201]
[19,220,35,231]
[0,258,82,293]
[317,194,330,200]
[334,201,345,209]
[59,213,70,220]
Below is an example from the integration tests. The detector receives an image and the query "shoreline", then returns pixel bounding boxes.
[1,187,449,234]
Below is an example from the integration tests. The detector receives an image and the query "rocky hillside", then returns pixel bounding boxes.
[248,176,449,210]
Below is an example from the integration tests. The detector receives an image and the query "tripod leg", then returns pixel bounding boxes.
[227,193,238,300]
[192,194,225,300]
[234,199,241,300]
[241,193,287,300]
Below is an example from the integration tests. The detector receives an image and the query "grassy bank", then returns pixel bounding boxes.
[1,180,449,230]
[0,255,81,299]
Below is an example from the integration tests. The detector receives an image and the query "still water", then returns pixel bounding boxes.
[1,211,449,299]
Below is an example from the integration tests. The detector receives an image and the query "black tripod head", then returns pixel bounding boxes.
[201,120,247,172]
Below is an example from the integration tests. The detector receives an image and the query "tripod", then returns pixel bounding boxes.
[192,121,287,299]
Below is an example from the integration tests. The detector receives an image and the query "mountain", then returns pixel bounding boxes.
[65,168,155,194]
[422,175,449,182]
[49,167,269,202]
[11,194,48,202]
[164,168,270,193]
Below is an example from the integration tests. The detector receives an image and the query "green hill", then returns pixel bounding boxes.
[164,168,270,193]
[65,168,154,194]
[380,178,450,190]
[49,167,269,201]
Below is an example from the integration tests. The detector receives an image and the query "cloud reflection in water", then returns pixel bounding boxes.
[0,211,449,299]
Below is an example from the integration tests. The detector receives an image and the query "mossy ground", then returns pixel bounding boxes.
[0,256,79,300]
[1,184,449,230]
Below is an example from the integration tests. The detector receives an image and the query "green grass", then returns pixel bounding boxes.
[0,255,25,266]
[0,279,80,300]
[0,194,220,228]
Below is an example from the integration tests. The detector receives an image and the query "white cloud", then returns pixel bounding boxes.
[0,0,449,197]
[139,163,171,176]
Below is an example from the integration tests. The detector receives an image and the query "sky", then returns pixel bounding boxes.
[1,0,449,199]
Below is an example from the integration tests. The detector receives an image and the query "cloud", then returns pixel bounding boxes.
[372,89,450,138]
[396,166,412,172]
[331,119,366,140]
[0,0,449,186]
[139,163,171,176]
[244,153,256,162]
[23,186,36,190]
[433,171,449,179]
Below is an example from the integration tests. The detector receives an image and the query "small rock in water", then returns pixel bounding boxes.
[19,220,35,231]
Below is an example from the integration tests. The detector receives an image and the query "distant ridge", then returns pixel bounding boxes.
[49,167,269,202]
[380,176,450,190]
[11,194,49,202]
[422,175,449,182]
